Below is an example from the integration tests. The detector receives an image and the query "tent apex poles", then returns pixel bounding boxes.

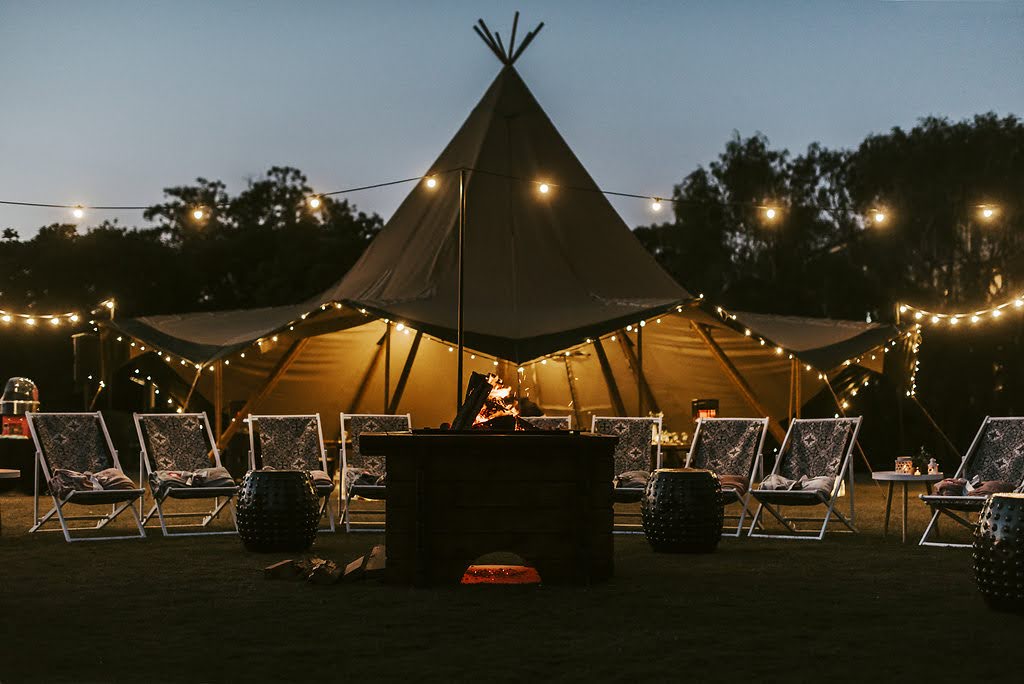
[457,167,466,411]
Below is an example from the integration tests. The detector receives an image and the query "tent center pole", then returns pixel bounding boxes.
[457,167,466,411]
[384,321,391,412]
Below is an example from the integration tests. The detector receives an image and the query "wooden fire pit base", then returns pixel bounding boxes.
[359,430,616,586]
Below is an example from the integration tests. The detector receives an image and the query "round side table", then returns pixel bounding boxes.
[871,470,943,543]
[0,469,20,535]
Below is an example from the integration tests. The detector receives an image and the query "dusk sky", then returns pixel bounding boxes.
[2,0,1022,236]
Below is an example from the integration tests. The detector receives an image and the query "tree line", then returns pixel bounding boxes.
[2,114,1022,450]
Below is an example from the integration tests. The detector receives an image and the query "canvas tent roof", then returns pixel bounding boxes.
[318,65,691,362]
[101,32,902,440]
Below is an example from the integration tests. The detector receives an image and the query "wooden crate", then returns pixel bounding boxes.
[360,431,616,586]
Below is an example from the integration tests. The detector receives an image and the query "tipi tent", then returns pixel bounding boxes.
[102,19,903,447]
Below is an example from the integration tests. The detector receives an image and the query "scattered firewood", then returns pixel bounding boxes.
[307,558,342,585]
[264,559,302,580]
[364,545,386,578]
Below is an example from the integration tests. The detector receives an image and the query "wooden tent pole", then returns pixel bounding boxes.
[215,338,310,450]
[615,333,660,415]
[912,396,962,459]
[690,322,786,442]
[388,331,423,414]
[592,338,626,416]
[349,332,388,414]
[384,322,391,412]
[563,355,582,429]
[456,167,466,412]
[182,367,202,412]
[214,360,224,438]
[637,323,644,416]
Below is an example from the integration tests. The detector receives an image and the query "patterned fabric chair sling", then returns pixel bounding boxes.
[134,412,238,537]
[339,413,412,532]
[919,416,1024,548]
[685,417,769,537]
[748,417,861,541]
[591,416,662,534]
[26,412,145,542]
[521,415,573,431]
[249,414,335,532]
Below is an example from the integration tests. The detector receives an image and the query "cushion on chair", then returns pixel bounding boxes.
[615,470,650,489]
[310,470,335,494]
[933,478,968,496]
[151,467,236,498]
[50,468,135,499]
[969,480,1015,496]
[718,475,749,497]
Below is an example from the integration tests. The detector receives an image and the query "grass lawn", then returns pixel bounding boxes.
[0,476,1017,683]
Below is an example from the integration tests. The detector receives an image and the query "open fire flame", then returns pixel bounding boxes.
[473,375,520,426]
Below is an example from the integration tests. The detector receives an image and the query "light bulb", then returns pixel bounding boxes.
[69,314,79,322]
[26,317,36,326]
[1,315,11,323]
[763,207,778,221]
[192,208,205,221]
[992,309,1001,318]
[307,196,322,209]
[651,199,662,211]
[538,183,550,194]
[872,211,886,225]
[71,206,85,220]
[424,176,438,189]
[48,317,60,326]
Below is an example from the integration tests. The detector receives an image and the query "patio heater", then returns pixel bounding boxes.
[1,377,39,438]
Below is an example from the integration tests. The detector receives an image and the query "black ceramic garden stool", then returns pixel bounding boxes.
[641,468,723,553]
[973,492,1024,613]
[236,470,320,553]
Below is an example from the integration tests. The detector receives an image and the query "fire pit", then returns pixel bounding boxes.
[360,428,616,586]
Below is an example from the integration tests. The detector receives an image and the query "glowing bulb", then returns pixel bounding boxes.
[424,176,438,189]
[48,317,59,326]
[651,198,662,212]
[914,312,923,320]
[71,206,85,220]
[69,314,79,322]
[26,317,36,326]
[396,323,405,332]
[763,207,778,221]
[971,315,980,324]
[1,315,11,323]
[104,301,114,309]
[1015,300,1023,308]
[992,309,1001,318]
[930,316,939,324]
[980,206,997,220]
[307,196,322,209]
[192,208,205,221]
[872,211,886,225]
[538,183,550,194]
[899,305,907,314]
[775,347,784,355]
[950,317,959,325]
[626,325,633,332]
[448,346,454,352]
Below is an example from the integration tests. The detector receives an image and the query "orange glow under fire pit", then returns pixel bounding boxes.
[460,565,542,585]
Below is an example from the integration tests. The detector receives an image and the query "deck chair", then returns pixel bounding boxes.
[591,416,662,534]
[339,413,412,532]
[134,412,238,537]
[685,417,769,537]
[919,416,1024,548]
[26,412,145,542]
[249,414,335,532]
[748,417,861,541]
[521,415,573,430]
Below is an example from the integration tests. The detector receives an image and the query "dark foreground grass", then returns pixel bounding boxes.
[0,479,1017,683]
